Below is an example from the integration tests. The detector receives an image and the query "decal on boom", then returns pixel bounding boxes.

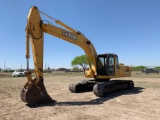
[62,30,77,40]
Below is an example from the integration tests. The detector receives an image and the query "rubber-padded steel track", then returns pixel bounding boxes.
[93,80,134,97]
[69,80,97,93]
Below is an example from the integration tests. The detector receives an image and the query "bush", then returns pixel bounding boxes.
[131,66,146,71]
[2,70,14,72]
[155,66,160,71]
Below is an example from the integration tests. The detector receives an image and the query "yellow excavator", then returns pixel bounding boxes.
[21,6,134,105]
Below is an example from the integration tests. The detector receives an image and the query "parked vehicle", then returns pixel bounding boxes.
[12,71,25,77]
[142,68,159,74]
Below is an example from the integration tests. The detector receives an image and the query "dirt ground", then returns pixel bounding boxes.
[0,72,160,120]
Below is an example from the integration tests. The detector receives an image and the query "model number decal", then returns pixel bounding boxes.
[62,30,77,40]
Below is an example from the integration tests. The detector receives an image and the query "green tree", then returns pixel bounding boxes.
[71,55,88,74]
[155,66,160,71]
[72,66,80,72]
[131,66,146,71]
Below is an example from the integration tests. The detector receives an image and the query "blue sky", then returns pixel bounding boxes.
[0,0,160,69]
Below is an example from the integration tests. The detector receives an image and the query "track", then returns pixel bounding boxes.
[93,80,134,97]
[69,80,97,93]
[69,80,134,97]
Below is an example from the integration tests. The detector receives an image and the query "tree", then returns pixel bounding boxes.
[131,66,146,71]
[155,66,160,71]
[72,66,80,72]
[71,55,88,74]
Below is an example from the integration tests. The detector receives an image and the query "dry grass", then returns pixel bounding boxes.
[131,71,160,78]
[0,72,160,120]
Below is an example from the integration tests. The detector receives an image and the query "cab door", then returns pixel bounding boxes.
[114,55,120,76]
[107,54,115,76]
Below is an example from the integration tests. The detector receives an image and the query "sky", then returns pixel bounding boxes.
[0,0,160,70]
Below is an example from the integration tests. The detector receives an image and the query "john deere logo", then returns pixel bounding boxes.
[62,30,77,40]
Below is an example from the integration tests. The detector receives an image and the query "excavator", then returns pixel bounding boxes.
[20,6,134,105]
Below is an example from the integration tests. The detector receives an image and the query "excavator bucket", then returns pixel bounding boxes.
[20,77,56,106]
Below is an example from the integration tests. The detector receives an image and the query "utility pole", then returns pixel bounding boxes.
[4,60,5,70]
[21,63,22,70]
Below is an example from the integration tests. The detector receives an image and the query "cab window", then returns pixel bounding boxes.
[115,55,119,69]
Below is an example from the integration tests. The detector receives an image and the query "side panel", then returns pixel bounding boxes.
[119,64,131,77]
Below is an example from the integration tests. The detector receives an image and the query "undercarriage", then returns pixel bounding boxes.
[69,79,134,97]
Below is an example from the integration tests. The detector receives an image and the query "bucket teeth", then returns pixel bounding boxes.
[20,77,56,106]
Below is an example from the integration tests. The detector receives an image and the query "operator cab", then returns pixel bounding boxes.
[97,54,119,76]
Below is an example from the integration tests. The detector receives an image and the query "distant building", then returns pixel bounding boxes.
[55,68,66,71]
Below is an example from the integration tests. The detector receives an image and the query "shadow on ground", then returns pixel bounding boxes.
[27,87,144,108]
